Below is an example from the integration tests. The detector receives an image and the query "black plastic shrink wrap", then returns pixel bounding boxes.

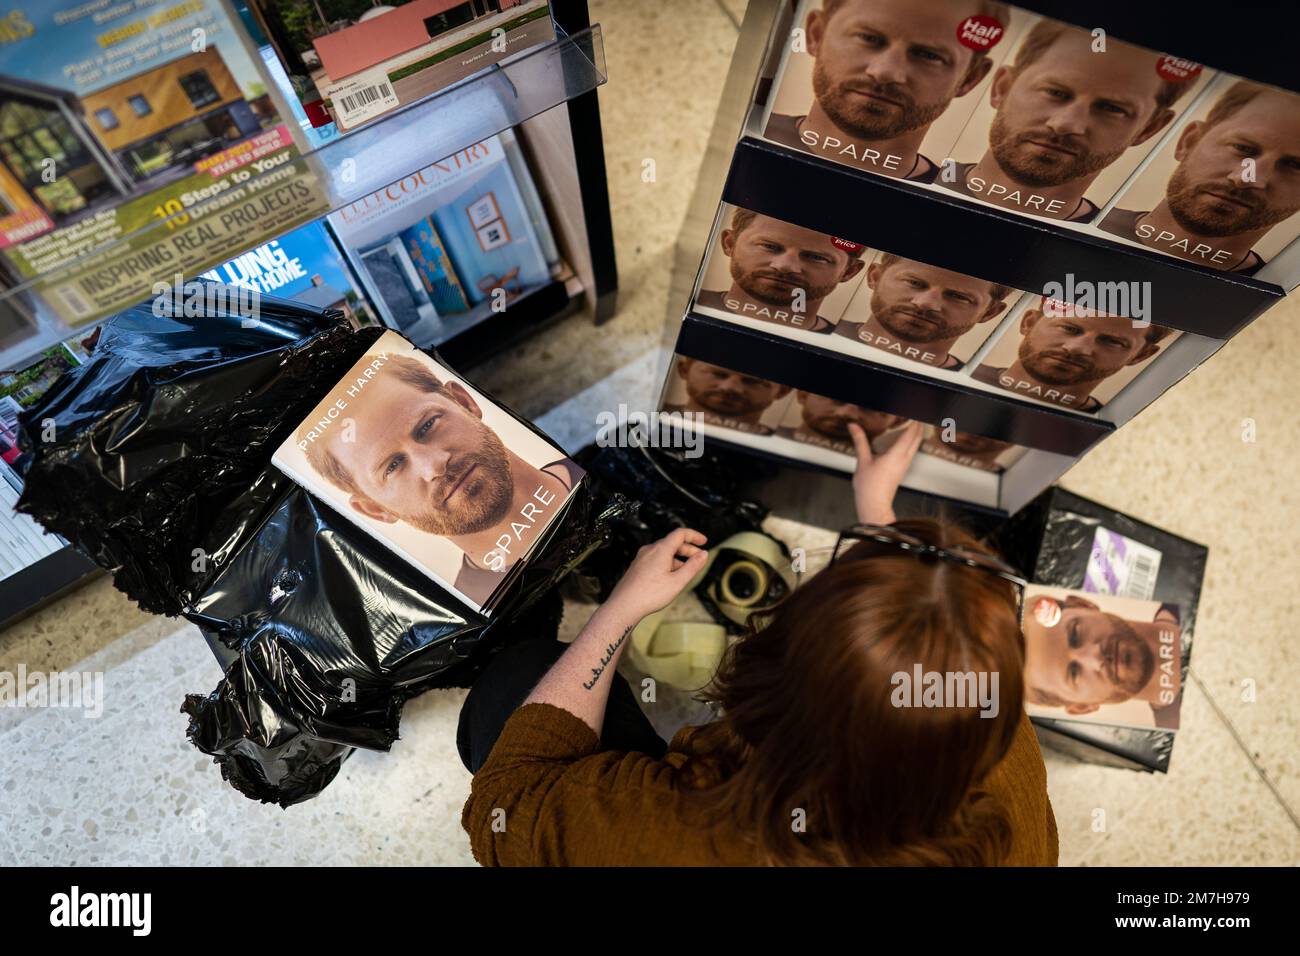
[14,284,624,805]
[565,443,770,601]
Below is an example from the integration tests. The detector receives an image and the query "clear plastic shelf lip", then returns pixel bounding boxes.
[0,23,606,370]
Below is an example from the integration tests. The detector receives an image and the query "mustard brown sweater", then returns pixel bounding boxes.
[462,702,1059,866]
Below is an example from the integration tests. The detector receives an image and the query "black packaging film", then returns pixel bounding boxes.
[14,282,620,805]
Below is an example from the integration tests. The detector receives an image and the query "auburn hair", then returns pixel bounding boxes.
[680,518,1026,865]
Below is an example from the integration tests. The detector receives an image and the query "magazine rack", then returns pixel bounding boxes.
[0,0,617,628]
[660,0,1300,519]
[0,3,616,372]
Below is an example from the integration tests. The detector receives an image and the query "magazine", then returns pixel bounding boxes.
[272,330,583,614]
[0,0,327,326]
[328,132,554,342]
[200,220,375,325]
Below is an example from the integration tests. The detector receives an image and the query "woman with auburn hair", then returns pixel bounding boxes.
[459,420,1057,866]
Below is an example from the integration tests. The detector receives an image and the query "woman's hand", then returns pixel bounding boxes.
[848,420,924,526]
[604,528,709,625]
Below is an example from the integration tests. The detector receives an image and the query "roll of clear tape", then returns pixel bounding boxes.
[628,531,794,691]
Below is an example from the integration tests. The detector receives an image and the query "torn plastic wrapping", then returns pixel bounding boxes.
[565,443,770,602]
[14,288,380,616]
[15,282,623,805]
[181,486,618,805]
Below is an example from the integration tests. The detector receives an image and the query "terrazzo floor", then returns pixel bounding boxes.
[2,0,1297,866]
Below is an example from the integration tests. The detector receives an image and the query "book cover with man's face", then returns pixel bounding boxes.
[938,17,1211,223]
[774,388,910,456]
[971,297,1180,413]
[1022,585,1183,731]
[762,0,1020,184]
[661,356,795,438]
[273,331,583,615]
[834,251,1021,371]
[1096,75,1300,275]
[695,206,868,335]
[918,425,1025,472]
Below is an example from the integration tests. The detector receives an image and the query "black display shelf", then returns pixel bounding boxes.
[1017,1,1300,95]
[723,137,1284,340]
[0,546,99,631]
[697,428,1012,520]
[675,311,1114,457]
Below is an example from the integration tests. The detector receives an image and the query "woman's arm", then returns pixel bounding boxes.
[522,527,708,737]
[848,420,924,524]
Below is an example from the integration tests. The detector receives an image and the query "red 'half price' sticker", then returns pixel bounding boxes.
[831,237,865,254]
[1157,56,1202,82]
[1032,596,1062,628]
[956,15,1005,51]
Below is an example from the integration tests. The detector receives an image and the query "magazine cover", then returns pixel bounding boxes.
[918,425,1026,472]
[938,17,1211,223]
[761,0,1021,183]
[774,388,909,456]
[329,134,552,340]
[0,344,77,412]
[0,439,66,583]
[1097,75,1300,275]
[272,330,583,614]
[1022,585,1183,731]
[834,250,1020,370]
[0,340,81,582]
[661,356,795,437]
[694,206,868,334]
[199,220,374,325]
[971,296,1180,412]
[0,0,328,326]
[250,0,555,133]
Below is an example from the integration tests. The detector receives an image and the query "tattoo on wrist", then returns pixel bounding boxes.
[582,625,634,691]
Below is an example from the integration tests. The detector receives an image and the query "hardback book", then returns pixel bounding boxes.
[1096,73,1300,276]
[773,387,909,457]
[199,220,375,326]
[248,0,556,133]
[918,426,1026,473]
[693,205,869,336]
[0,0,326,327]
[328,131,554,340]
[936,15,1212,224]
[833,250,1022,372]
[1022,585,1183,732]
[661,354,796,438]
[990,486,1206,772]
[272,330,584,615]
[760,0,1022,185]
[970,296,1180,413]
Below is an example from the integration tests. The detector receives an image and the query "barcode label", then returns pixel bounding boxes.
[325,67,400,129]
[1083,527,1162,601]
[52,283,93,321]
[1126,550,1157,600]
[340,83,391,114]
